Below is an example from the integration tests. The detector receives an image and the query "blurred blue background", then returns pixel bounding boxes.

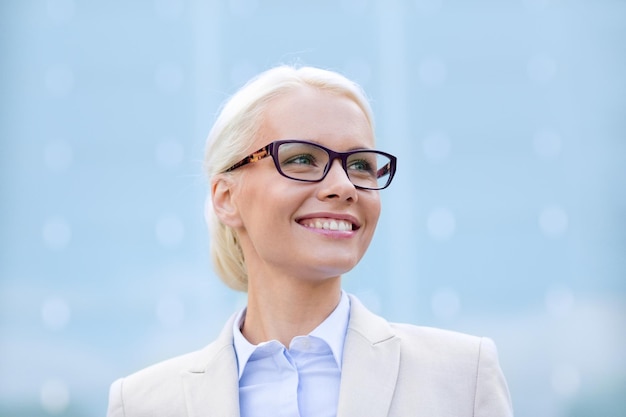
[1,0,625,416]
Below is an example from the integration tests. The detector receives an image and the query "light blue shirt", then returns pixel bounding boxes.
[233,291,350,417]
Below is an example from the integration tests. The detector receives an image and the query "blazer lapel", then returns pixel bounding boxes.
[337,295,401,417]
[181,314,240,417]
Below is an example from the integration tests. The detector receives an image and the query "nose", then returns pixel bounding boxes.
[317,159,358,202]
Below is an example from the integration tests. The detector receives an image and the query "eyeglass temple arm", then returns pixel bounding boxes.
[225,145,271,172]
[376,162,391,179]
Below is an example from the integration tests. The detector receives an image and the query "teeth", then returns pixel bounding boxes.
[302,218,353,231]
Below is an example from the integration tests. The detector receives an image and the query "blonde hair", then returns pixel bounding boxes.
[204,65,375,291]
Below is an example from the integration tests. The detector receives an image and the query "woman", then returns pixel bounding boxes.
[107,65,513,417]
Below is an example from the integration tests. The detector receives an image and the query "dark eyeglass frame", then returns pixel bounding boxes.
[224,139,397,190]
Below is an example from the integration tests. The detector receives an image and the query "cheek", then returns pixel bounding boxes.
[366,194,382,225]
[230,174,262,228]
[236,176,292,230]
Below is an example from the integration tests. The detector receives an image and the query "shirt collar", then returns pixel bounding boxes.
[232,290,350,379]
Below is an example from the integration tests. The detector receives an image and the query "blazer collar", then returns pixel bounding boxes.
[181,313,241,417]
[337,294,401,417]
[179,294,400,417]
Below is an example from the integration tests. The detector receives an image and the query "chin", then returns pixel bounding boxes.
[312,258,360,277]
[293,247,365,277]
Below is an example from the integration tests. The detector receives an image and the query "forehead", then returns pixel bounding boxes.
[256,86,374,149]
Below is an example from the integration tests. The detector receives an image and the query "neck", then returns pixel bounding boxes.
[241,273,342,346]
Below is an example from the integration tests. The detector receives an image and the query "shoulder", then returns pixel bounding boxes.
[107,349,203,417]
[391,322,484,351]
[347,294,498,365]
[121,344,217,387]
[389,323,512,416]
[389,322,499,368]
[119,312,237,386]
[347,293,485,350]
[108,343,224,413]
[107,315,238,417]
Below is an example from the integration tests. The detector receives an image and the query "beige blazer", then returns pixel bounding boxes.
[107,295,513,417]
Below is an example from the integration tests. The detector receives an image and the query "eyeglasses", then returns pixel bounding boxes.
[224,140,397,190]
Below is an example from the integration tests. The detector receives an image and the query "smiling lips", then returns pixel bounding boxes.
[299,218,355,231]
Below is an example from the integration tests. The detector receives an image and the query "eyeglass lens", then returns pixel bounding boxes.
[276,142,392,189]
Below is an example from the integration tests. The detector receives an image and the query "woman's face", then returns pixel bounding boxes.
[227,86,381,283]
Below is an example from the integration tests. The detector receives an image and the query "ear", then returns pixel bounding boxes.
[210,175,243,228]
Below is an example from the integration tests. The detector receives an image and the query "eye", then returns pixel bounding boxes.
[283,153,318,166]
[348,159,374,174]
